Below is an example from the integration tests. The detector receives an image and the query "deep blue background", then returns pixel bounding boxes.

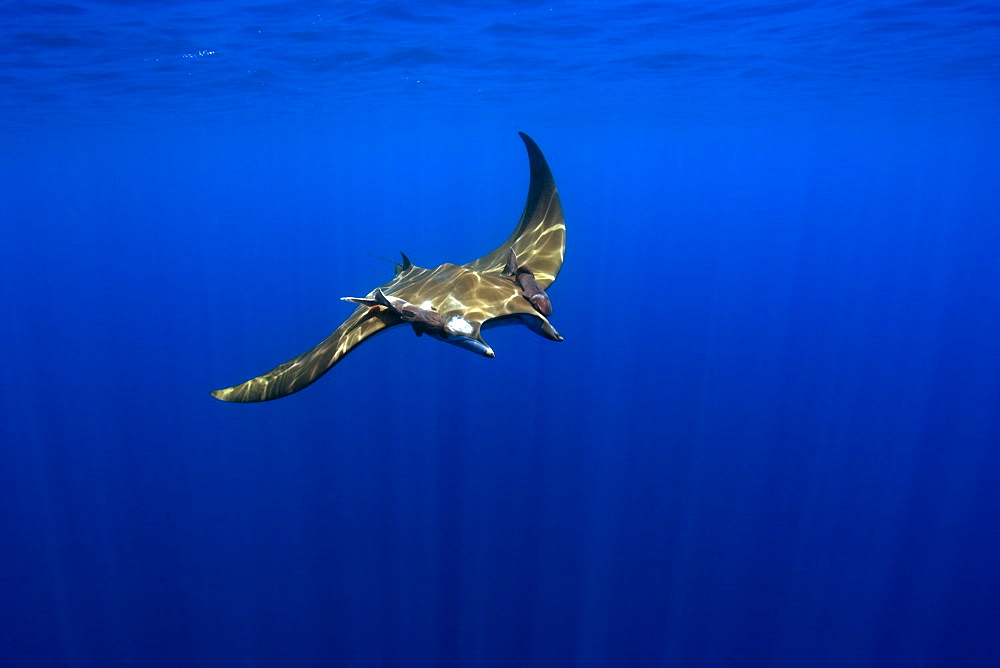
[2,2,999,666]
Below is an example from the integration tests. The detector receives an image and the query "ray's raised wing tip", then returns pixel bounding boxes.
[517,132,549,168]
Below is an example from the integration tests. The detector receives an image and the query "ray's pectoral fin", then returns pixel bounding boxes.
[502,248,553,317]
[210,304,397,403]
[464,133,565,289]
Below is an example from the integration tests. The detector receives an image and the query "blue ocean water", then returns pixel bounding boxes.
[2,1,999,665]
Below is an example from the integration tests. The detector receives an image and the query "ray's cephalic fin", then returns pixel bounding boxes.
[345,289,450,337]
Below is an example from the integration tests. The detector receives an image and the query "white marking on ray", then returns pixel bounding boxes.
[446,316,474,336]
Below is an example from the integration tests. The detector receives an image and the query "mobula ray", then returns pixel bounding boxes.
[211,133,565,402]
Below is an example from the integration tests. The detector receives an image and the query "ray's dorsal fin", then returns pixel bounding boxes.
[369,252,416,276]
[398,252,413,274]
